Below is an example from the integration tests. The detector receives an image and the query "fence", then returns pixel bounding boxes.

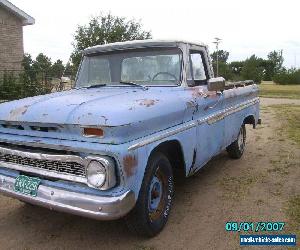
[0,70,76,102]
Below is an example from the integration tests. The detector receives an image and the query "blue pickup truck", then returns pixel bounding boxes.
[0,40,260,236]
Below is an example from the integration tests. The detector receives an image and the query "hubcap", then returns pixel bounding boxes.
[148,176,163,212]
[237,128,245,150]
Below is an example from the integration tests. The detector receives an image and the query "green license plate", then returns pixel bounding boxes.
[14,175,41,197]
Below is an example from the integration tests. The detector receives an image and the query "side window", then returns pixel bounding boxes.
[187,51,207,85]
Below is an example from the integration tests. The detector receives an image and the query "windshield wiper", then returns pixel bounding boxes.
[87,83,107,89]
[119,81,148,90]
[76,83,107,89]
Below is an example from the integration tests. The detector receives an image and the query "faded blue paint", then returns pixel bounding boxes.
[0,40,260,211]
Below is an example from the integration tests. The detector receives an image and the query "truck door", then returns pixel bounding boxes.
[187,49,225,175]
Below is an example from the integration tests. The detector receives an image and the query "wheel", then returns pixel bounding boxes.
[226,124,246,159]
[125,152,174,237]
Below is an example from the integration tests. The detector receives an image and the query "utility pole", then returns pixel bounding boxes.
[213,37,222,77]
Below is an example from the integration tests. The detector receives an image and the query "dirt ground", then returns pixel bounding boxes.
[0,97,299,250]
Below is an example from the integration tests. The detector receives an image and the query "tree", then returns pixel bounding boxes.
[33,53,52,73]
[212,62,233,80]
[211,50,229,63]
[64,62,77,79]
[267,50,283,75]
[240,55,264,83]
[70,13,152,71]
[260,59,275,81]
[211,50,230,78]
[51,59,65,78]
[229,61,244,78]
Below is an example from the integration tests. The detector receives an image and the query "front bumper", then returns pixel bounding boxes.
[0,173,135,220]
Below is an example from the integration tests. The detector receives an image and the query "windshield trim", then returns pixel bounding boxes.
[75,46,184,88]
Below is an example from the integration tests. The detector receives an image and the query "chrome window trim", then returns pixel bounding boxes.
[128,97,259,150]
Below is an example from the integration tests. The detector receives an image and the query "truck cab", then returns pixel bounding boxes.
[0,40,260,236]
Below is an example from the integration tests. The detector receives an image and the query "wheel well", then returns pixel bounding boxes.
[150,140,186,180]
[243,115,256,128]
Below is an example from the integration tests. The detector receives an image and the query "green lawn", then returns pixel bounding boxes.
[259,83,300,99]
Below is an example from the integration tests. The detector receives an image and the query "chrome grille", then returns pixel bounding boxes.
[0,152,86,177]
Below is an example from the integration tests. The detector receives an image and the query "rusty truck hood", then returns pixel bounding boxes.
[0,87,188,144]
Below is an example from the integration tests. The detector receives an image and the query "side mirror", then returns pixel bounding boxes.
[207,77,225,91]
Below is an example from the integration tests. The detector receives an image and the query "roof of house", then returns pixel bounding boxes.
[84,39,207,55]
[0,0,34,25]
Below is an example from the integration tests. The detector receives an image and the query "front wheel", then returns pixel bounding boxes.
[226,124,246,159]
[125,152,174,237]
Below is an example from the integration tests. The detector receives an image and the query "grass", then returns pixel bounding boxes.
[218,173,264,200]
[271,105,300,146]
[285,195,300,238]
[286,195,300,225]
[259,83,300,99]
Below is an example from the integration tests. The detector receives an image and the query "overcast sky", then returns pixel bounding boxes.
[13,0,300,67]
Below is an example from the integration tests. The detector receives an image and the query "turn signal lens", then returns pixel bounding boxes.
[83,127,104,137]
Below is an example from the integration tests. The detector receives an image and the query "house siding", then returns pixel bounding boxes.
[0,6,24,71]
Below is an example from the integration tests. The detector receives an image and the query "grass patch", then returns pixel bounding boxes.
[271,105,300,146]
[219,173,263,200]
[259,83,300,99]
[285,195,300,237]
[286,195,300,225]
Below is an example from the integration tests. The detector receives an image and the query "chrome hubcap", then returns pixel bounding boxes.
[237,128,244,150]
[148,176,163,212]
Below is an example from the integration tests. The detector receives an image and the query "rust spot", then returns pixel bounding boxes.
[8,105,29,120]
[188,87,206,98]
[123,155,138,177]
[137,99,159,107]
[186,100,197,109]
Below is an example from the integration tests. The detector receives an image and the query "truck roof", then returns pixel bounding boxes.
[83,39,207,55]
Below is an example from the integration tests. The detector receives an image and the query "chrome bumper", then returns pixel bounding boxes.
[0,174,135,220]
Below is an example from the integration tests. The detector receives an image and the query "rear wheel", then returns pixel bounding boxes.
[125,152,174,237]
[226,125,246,159]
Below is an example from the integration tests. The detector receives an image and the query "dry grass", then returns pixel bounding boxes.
[259,83,300,99]
[271,105,300,146]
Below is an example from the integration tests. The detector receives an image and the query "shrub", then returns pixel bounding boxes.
[273,68,300,85]
[0,71,53,101]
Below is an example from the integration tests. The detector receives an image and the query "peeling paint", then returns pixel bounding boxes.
[8,105,29,120]
[189,87,206,98]
[136,99,159,107]
[123,154,138,177]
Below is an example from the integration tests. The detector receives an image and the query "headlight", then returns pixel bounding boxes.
[87,160,106,188]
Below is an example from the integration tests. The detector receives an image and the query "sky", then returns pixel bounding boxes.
[12,0,300,68]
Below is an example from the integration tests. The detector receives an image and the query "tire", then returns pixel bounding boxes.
[125,152,174,237]
[226,124,246,159]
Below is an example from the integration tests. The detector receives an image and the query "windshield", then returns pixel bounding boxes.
[76,47,182,88]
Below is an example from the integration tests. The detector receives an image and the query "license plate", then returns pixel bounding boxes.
[14,175,41,197]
